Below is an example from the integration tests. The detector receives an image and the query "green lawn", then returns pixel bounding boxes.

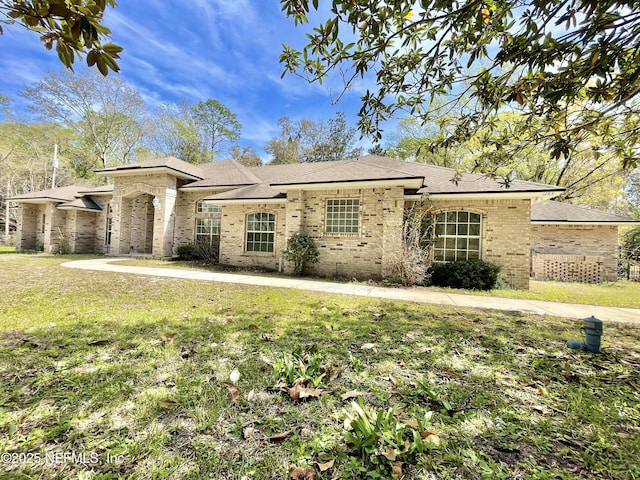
[119,257,640,308]
[0,246,15,253]
[0,254,639,479]
[428,279,640,309]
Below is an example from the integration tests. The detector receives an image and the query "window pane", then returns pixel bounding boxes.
[326,199,360,234]
[434,211,482,264]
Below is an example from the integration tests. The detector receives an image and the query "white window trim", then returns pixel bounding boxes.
[245,212,276,254]
[325,198,361,235]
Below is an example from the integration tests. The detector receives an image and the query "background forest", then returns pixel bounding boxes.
[1,69,638,241]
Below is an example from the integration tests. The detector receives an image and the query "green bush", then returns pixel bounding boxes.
[177,244,199,260]
[176,240,219,264]
[283,233,319,275]
[428,259,501,290]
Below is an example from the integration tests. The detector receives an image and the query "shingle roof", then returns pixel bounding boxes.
[532,201,640,224]
[58,196,103,211]
[186,159,261,188]
[96,156,204,180]
[185,155,564,196]
[8,185,86,202]
[204,183,286,202]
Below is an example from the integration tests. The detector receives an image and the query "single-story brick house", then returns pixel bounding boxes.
[8,155,638,288]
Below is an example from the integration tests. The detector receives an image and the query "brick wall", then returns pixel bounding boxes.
[430,198,531,289]
[285,186,404,279]
[219,202,287,271]
[531,224,619,282]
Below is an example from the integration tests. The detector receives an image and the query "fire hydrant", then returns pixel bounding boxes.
[567,316,603,353]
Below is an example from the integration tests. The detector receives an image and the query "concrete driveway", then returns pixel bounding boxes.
[61,258,640,325]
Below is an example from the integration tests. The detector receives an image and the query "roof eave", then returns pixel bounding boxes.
[95,166,202,181]
[273,178,424,191]
[427,190,562,200]
[532,220,640,226]
[208,198,287,205]
[179,184,252,192]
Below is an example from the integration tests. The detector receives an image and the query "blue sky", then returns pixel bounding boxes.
[0,0,381,159]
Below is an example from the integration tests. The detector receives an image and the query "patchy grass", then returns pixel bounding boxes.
[0,254,639,480]
[117,258,640,308]
[430,280,640,309]
[0,245,16,254]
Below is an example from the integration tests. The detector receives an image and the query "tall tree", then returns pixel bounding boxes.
[0,0,121,74]
[266,112,361,164]
[265,116,302,165]
[231,145,262,167]
[191,99,241,161]
[280,0,640,173]
[22,69,147,169]
[152,101,211,165]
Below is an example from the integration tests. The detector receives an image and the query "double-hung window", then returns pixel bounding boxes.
[246,212,275,253]
[434,211,481,262]
[195,200,221,247]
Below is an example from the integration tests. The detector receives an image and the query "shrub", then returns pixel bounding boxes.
[283,233,319,275]
[176,240,219,264]
[429,258,501,290]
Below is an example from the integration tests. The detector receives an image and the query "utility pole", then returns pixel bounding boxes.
[51,143,58,189]
[4,179,9,239]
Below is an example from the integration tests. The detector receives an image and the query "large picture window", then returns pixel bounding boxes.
[325,198,360,234]
[246,212,275,253]
[434,211,481,262]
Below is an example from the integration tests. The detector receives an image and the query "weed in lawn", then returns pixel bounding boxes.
[0,254,639,479]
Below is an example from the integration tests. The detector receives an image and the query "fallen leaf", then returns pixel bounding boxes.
[340,390,363,401]
[159,399,179,408]
[388,373,398,386]
[248,324,259,330]
[392,461,404,479]
[224,381,239,405]
[538,386,549,396]
[421,431,441,445]
[361,343,376,350]
[269,430,292,442]
[317,459,334,471]
[383,446,398,461]
[160,333,177,343]
[88,339,110,346]
[180,348,193,359]
[229,368,240,384]
[400,419,419,428]
[246,388,256,402]
[243,426,256,439]
[289,465,316,479]
[289,380,324,401]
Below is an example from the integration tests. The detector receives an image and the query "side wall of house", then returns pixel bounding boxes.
[285,186,404,279]
[219,202,287,271]
[531,224,619,282]
[431,198,531,289]
[15,204,39,251]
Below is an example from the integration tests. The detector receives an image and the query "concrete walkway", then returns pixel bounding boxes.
[61,258,640,325]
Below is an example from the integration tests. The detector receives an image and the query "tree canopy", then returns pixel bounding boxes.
[266,112,362,164]
[0,0,122,74]
[279,0,640,172]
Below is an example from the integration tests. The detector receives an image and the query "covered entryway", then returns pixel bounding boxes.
[120,193,156,255]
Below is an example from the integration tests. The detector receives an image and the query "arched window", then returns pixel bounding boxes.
[434,211,481,262]
[246,212,275,253]
[195,200,221,247]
